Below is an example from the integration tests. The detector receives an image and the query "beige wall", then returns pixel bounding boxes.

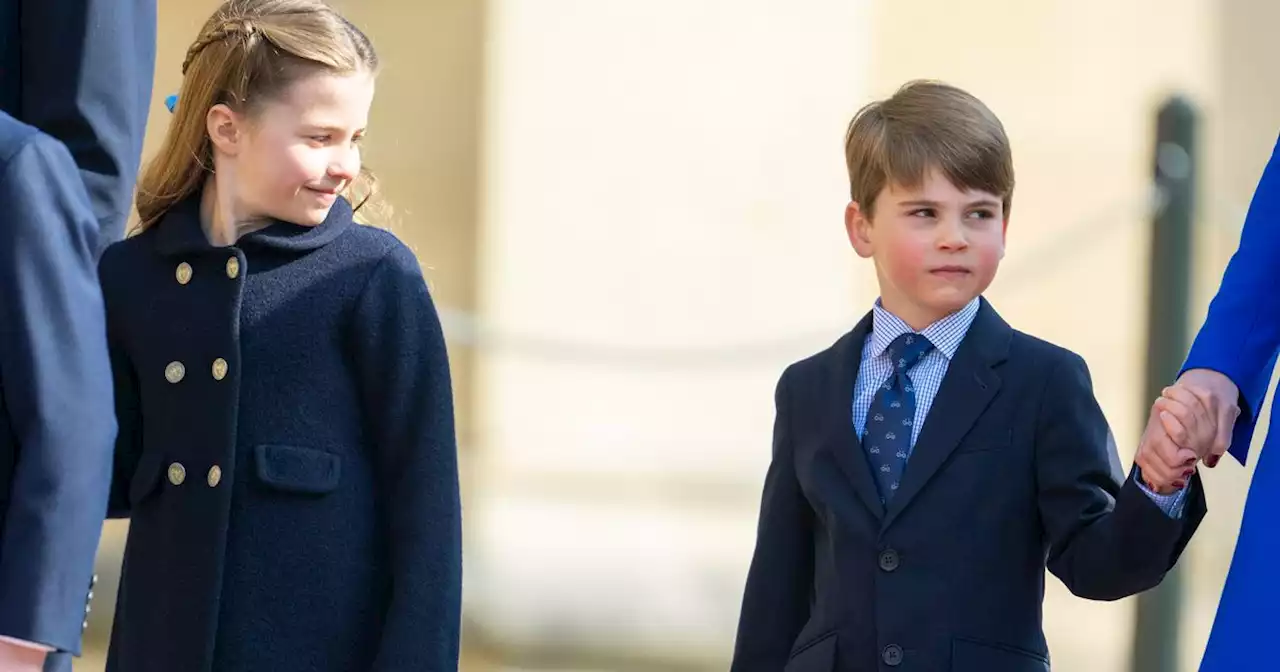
[468,1,875,666]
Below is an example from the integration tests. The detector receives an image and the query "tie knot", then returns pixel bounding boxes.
[887,333,934,372]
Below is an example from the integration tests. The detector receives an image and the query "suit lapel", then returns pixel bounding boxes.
[883,299,1011,529]
[815,312,885,519]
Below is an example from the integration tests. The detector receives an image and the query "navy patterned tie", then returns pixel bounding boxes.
[863,333,935,505]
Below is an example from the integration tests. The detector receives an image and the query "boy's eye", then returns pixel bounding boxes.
[967,209,996,220]
[909,208,936,218]
[308,135,331,143]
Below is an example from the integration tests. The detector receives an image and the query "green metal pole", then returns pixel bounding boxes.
[1130,95,1197,672]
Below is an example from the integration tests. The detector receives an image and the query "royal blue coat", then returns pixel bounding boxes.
[1189,133,1280,670]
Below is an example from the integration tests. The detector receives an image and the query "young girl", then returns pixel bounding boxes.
[99,1,461,670]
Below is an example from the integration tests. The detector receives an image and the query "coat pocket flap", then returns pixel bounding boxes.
[785,631,837,672]
[952,637,1049,671]
[254,445,341,495]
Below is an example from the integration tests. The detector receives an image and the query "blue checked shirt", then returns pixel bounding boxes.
[852,298,1188,518]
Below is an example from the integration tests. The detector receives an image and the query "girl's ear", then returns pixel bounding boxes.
[207,103,244,157]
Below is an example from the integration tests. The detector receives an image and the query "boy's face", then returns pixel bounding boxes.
[845,167,1007,329]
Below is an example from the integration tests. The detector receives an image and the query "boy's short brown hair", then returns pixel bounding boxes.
[844,80,1014,217]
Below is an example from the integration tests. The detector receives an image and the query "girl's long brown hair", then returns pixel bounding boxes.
[136,0,380,231]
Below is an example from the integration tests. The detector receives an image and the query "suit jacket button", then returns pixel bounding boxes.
[175,262,193,285]
[167,462,186,486]
[226,256,241,279]
[165,361,186,384]
[212,358,228,381]
[879,549,900,572]
[883,644,903,666]
[208,465,222,488]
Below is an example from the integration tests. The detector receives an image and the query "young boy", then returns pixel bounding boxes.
[730,81,1209,672]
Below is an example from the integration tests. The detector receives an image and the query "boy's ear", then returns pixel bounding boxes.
[845,201,875,258]
[999,214,1010,259]
[206,103,243,156]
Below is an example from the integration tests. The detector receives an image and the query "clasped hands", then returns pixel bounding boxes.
[1135,368,1241,495]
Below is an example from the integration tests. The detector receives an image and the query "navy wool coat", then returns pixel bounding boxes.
[99,194,462,672]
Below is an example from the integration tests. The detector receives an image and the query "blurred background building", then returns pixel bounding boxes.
[81,1,1280,670]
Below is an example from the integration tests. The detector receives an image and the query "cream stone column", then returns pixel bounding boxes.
[469,1,873,666]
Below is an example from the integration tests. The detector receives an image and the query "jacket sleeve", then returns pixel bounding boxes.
[350,243,462,672]
[1037,352,1205,601]
[0,132,115,654]
[17,0,157,245]
[1181,132,1280,463]
[730,369,814,671]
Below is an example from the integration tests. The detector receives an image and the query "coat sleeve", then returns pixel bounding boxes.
[1181,133,1280,463]
[730,369,814,671]
[349,243,462,671]
[17,0,157,245]
[0,132,115,654]
[1037,351,1205,601]
[99,249,144,520]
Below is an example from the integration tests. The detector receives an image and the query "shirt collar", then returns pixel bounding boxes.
[869,297,981,360]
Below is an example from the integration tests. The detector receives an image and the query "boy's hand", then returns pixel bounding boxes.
[1135,385,1212,493]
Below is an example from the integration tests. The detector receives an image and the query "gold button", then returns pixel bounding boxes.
[176,262,193,285]
[167,462,186,486]
[208,465,222,488]
[226,256,240,279]
[164,361,185,384]
[212,358,228,381]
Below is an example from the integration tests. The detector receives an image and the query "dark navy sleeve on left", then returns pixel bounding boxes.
[0,131,115,654]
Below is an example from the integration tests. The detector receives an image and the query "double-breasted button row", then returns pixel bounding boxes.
[164,358,230,384]
[167,462,224,488]
[174,256,241,285]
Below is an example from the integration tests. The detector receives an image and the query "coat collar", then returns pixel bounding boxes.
[153,192,354,257]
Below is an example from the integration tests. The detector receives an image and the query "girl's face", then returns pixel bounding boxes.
[209,69,374,227]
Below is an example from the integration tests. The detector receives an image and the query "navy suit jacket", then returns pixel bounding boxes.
[0,113,114,662]
[0,0,156,244]
[731,299,1205,672]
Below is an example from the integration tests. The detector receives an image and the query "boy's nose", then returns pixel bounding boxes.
[937,220,969,249]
